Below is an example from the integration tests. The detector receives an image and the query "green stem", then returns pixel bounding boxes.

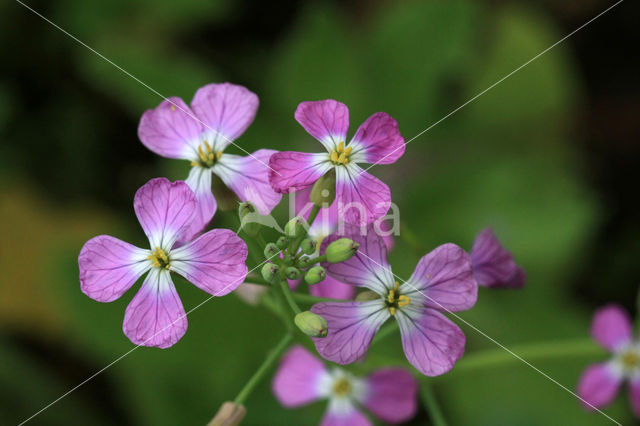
[421,383,448,426]
[291,293,343,304]
[291,205,321,254]
[279,279,302,314]
[245,275,271,286]
[234,333,293,405]
[452,337,603,373]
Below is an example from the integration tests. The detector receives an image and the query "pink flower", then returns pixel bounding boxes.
[273,345,418,425]
[138,83,282,241]
[577,305,640,417]
[470,228,526,288]
[78,178,248,348]
[312,225,477,376]
[269,100,405,226]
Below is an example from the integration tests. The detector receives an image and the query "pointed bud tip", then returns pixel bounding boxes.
[208,402,246,426]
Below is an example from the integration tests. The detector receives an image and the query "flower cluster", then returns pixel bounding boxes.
[78,82,527,423]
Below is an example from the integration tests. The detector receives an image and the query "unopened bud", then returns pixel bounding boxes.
[295,311,328,337]
[300,238,316,255]
[238,202,261,236]
[310,169,336,207]
[276,236,289,250]
[356,290,381,301]
[208,401,246,426]
[282,253,293,265]
[261,263,280,283]
[284,266,301,280]
[264,243,280,259]
[284,216,307,238]
[305,266,326,285]
[297,256,313,268]
[326,238,359,263]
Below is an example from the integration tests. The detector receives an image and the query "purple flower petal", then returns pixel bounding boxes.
[295,100,349,151]
[269,151,333,194]
[406,243,477,312]
[351,112,405,165]
[170,229,248,296]
[310,275,357,300]
[591,304,633,351]
[123,268,187,348]
[311,301,389,365]
[134,178,197,250]
[272,345,329,407]
[321,405,371,426]
[322,224,394,294]
[397,308,466,376]
[190,83,258,151]
[577,363,621,410]
[137,97,203,160]
[79,235,150,302]
[629,378,640,418]
[336,166,391,226]
[182,167,217,242]
[360,368,418,423]
[471,228,525,288]
[214,149,283,214]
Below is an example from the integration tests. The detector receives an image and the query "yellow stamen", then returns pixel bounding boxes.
[337,141,344,152]
[332,378,351,396]
[387,289,395,304]
[216,151,223,159]
[622,351,640,369]
[389,307,397,316]
[192,141,223,168]
[203,140,212,151]
[198,146,208,163]
[330,151,339,163]
[398,295,411,307]
[208,152,215,161]
[148,247,170,269]
[387,282,408,315]
[344,146,352,156]
[329,141,354,165]
[338,152,347,163]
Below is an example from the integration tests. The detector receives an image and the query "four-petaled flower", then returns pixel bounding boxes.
[273,345,418,425]
[312,224,477,376]
[577,305,640,417]
[78,178,248,348]
[138,83,282,241]
[269,100,405,226]
[471,228,526,288]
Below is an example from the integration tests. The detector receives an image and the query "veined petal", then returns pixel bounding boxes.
[182,166,217,242]
[359,368,418,423]
[350,112,405,165]
[294,186,339,240]
[214,150,283,214]
[336,165,391,226]
[310,275,357,300]
[272,345,330,407]
[322,223,395,294]
[134,178,197,250]
[190,83,258,151]
[137,97,203,160]
[405,243,477,312]
[591,305,633,351]
[269,151,333,194]
[311,301,389,365]
[123,268,187,348]
[79,235,150,302]
[471,228,525,288]
[396,307,466,376]
[295,100,349,151]
[170,229,248,296]
[321,401,371,426]
[577,363,622,410]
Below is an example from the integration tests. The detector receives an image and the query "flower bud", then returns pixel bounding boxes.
[284,266,301,280]
[356,290,381,301]
[297,256,313,268]
[238,202,261,236]
[208,401,246,426]
[300,238,316,255]
[264,243,280,259]
[305,266,326,285]
[261,263,280,283]
[276,236,289,250]
[326,238,359,263]
[284,216,307,238]
[282,253,293,265]
[310,169,336,207]
[294,311,328,337]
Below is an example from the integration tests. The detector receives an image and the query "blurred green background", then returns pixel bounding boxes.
[1,0,639,424]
